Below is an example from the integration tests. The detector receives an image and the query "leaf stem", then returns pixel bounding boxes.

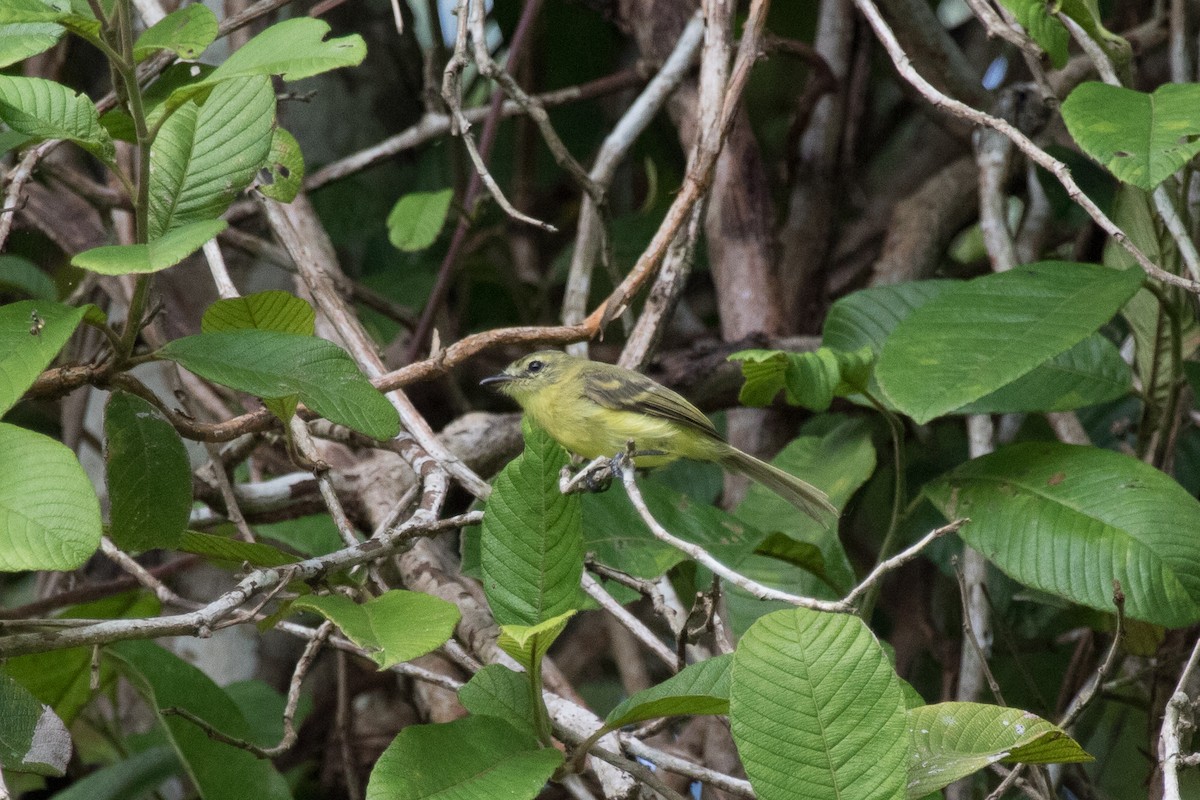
[857,390,907,620]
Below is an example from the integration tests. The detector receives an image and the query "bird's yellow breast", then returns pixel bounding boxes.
[519,376,694,465]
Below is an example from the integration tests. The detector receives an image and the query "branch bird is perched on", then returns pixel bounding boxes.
[481,350,837,526]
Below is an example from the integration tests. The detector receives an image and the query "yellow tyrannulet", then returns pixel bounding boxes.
[481,350,837,525]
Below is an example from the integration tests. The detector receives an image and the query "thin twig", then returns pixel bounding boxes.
[581,572,677,669]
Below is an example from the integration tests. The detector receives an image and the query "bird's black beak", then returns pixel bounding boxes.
[480,373,515,387]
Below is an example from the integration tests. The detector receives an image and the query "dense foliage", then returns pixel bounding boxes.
[0,0,1199,799]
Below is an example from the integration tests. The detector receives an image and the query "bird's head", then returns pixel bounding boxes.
[480,350,575,405]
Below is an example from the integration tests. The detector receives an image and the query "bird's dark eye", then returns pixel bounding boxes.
[527,360,544,374]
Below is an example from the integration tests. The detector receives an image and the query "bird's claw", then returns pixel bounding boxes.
[559,456,616,495]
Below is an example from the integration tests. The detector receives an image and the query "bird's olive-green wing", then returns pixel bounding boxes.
[582,367,721,439]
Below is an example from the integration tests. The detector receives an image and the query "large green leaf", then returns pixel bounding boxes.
[4,592,159,726]
[458,665,537,741]
[0,299,88,414]
[734,418,875,596]
[825,280,1135,415]
[109,641,292,800]
[387,188,454,252]
[925,442,1200,627]
[0,422,101,571]
[954,332,1131,414]
[291,591,460,669]
[0,74,113,162]
[731,608,909,800]
[132,3,217,61]
[72,220,227,275]
[201,291,314,335]
[149,76,274,238]
[481,420,582,626]
[1061,82,1200,190]
[876,262,1145,423]
[605,654,731,729]
[156,329,400,440]
[0,0,63,23]
[906,703,1092,798]
[0,21,63,67]
[366,715,561,800]
[105,391,191,552]
[0,671,70,776]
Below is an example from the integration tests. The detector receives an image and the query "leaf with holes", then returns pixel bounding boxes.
[132,4,216,61]
[1061,82,1200,190]
[256,128,304,203]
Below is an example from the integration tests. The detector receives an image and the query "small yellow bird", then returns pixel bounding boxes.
[481,350,837,525]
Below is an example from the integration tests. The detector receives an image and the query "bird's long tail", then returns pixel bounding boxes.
[719,447,838,527]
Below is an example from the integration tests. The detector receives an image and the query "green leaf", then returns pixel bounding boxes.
[734,418,876,595]
[906,702,1092,798]
[387,188,454,252]
[605,654,731,729]
[1061,82,1200,190]
[731,608,909,800]
[210,17,366,84]
[104,391,191,552]
[0,422,101,571]
[0,254,57,299]
[44,745,179,800]
[1104,186,1198,429]
[132,3,216,61]
[256,127,304,203]
[876,262,1145,423]
[481,419,583,626]
[997,0,1068,67]
[496,610,575,671]
[0,300,87,414]
[729,346,873,411]
[366,715,561,800]
[0,74,112,163]
[954,332,1131,414]
[149,76,274,239]
[156,329,400,440]
[0,22,63,67]
[0,0,64,23]
[3,592,158,725]
[108,641,292,800]
[458,665,537,741]
[824,280,1133,414]
[291,591,460,669]
[925,441,1200,627]
[176,530,299,567]
[0,671,70,776]
[71,219,227,275]
[201,290,314,335]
